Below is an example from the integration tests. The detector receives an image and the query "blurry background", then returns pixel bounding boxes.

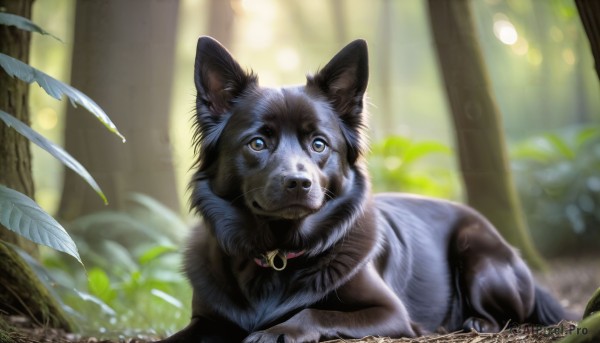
[22,0,600,337]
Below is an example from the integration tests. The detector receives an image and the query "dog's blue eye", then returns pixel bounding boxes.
[249,138,266,151]
[311,139,327,153]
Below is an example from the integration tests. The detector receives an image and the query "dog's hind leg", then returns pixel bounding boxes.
[451,216,537,332]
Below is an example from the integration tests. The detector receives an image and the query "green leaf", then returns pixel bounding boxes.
[584,287,600,319]
[0,53,126,142]
[88,268,117,303]
[128,193,188,243]
[73,289,117,316]
[511,143,553,162]
[382,136,411,156]
[139,245,177,265]
[99,240,139,274]
[151,289,183,309]
[559,311,600,343]
[69,211,172,247]
[0,12,62,41]
[575,127,600,151]
[545,133,574,160]
[403,141,452,166]
[0,185,82,265]
[0,110,107,204]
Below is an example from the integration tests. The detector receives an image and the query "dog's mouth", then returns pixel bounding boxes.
[251,200,316,220]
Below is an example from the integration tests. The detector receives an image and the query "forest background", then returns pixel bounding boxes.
[1,0,599,339]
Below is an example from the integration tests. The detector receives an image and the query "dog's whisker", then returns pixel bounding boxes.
[321,187,335,201]
[229,187,266,205]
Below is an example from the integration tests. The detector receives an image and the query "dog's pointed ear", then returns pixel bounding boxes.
[194,36,257,119]
[307,39,369,163]
[193,37,257,173]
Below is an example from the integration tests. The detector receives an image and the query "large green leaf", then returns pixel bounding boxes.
[0,53,125,142]
[0,185,82,265]
[0,12,61,41]
[0,110,107,204]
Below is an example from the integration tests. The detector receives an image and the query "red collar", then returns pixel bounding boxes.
[254,250,305,271]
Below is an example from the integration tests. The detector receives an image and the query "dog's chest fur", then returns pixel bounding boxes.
[185,201,382,332]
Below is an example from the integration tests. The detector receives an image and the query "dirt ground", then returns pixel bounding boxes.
[4,254,599,343]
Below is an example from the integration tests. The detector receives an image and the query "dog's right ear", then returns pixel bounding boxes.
[194,36,256,120]
[193,37,256,173]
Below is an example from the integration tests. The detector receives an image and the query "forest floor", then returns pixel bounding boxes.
[4,254,599,343]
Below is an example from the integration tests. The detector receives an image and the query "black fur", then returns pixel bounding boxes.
[159,37,573,343]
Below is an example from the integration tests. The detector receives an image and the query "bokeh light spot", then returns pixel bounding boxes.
[493,19,518,45]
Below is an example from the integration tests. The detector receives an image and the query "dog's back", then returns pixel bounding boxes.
[375,194,573,333]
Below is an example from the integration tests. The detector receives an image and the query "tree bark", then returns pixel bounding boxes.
[377,0,393,136]
[0,315,16,343]
[207,0,234,47]
[332,0,348,44]
[0,0,38,256]
[0,0,72,331]
[575,0,600,80]
[427,0,545,269]
[0,242,71,330]
[573,2,600,339]
[57,0,181,220]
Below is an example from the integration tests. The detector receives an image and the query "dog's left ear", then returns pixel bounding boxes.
[307,39,369,163]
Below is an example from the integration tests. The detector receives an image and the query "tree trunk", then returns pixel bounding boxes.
[576,0,600,80]
[0,242,72,330]
[377,0,393,136]
[573,2,600,340]
[0,315,16,343]
[427,0,546,269]
[57,0,181,221]
[0,0,37,256]
[0,0,72,330]
[331,0,348,44]
[207,0,234,47]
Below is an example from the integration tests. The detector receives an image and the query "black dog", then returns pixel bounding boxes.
[161,37,570,343]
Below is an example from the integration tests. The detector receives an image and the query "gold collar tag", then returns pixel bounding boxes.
[263,250,287,271]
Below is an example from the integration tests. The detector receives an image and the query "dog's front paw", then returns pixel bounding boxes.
[463,317,499,333]
[243,328,319,343]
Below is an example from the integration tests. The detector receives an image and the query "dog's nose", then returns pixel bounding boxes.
[284,174,312,193]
